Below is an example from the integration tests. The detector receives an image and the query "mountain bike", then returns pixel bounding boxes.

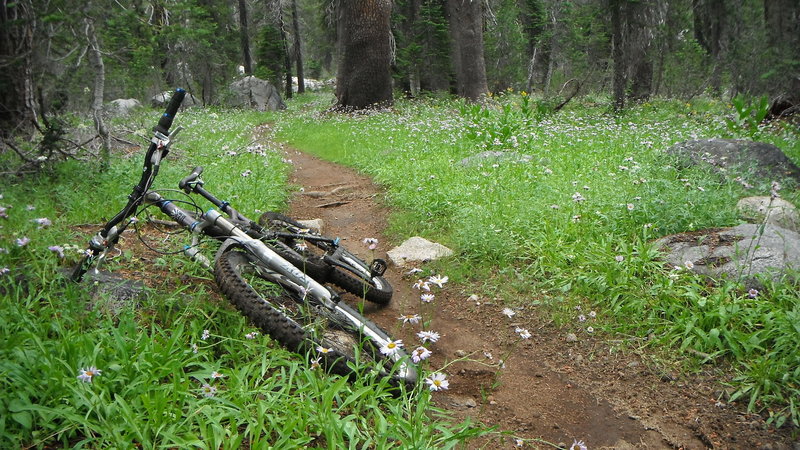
[70,88,417,386]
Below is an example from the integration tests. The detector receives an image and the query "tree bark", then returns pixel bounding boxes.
[0,0,37,138]
[85,17,111,170]
[611,0,625,112]
[238,0,253,75]
[335,0,394,109]
[446,0,488,101]
[291,0,305,94]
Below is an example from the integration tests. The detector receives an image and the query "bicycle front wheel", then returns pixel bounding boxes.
[213,248,416,386]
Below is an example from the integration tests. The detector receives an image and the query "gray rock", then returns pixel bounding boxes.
[656,224,800,288]
[227,76,286,111]
[665,138,800,187]
[107,98,142,116]
[737,196,799,233]
[296,218,324,234]
[386,236,454,267]
[151,91,201,109]
[459,151,534,167]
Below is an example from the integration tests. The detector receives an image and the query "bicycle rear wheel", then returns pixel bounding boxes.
[213,248,416,386]
[259,212,393,305]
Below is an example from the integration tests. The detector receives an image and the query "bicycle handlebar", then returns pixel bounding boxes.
[155,88,186,135]
[179,166,204,192]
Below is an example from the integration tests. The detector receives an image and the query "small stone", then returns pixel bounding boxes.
[464,398,477,408]
[454,350,468,358]
[565,333,578,342]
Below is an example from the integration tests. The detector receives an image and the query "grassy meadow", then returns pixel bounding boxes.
[1,91,799,447]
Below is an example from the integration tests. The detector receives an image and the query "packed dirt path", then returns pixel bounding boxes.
[280,147,798,449]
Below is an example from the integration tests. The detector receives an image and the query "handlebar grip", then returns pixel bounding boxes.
[155,88,186,135]
[179,166,204,192]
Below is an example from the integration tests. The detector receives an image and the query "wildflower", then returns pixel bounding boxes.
[0,206,7,218]
[615,255,624,262]
[626,203,635,211]
[413,279,431,291]
[543,167,553,175]
[0,267,9,276]
[245,331,259,339]
[586,326,594,333]
[76,366,102,383]
[502,307,516,318]
[421,293,435,303]
[240,169,252,177]
[417,330,440,343]
[515,327,532,339]
[550,204,560,210]
[569,440,588,450]
[684,261,695,270]
[748,288,759,299]
[48,245,65,258]
[398,314,421,325]
[191,343,198,354]
[201,383,217,397]
[362,237,379,250]
[578,314,587,322]
[201,329,210,340]
[33,217,52,228]
[425,372,449,391]
[210,371,224,379]
[588,310,596,318]
[316,345,333,354]
[26,204,35,211]
[405,267,423,276]
[294,241,308,252]
[309,357,321,370]
[572,215,581,222]
[428,274,449,288]
[380,339,403,356]
[572,192,585,203]
[411,346,432,363]
[515,438,525,447]
[15,237,30,247]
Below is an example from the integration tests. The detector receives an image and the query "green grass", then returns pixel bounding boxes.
[272,91,800,427]
[0,107,486,448]
[2,92,799,448]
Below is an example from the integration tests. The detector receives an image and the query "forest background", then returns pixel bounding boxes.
[2,0,799,141]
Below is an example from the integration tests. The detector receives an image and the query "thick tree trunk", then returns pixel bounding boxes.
[446,0,488,101]
[238,0,253,75]
[291,0,305,94]
[335,0,393,109]
[277,4,293,99]
[0,0,36,138]
[692,0,726,94]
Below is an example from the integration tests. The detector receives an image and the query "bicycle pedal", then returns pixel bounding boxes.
[369,258,387,277]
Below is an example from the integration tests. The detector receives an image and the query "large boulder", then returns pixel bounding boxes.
[665,138,800,187]
[656,224,800,288]
[737,196,799,233]
[107,98,142,116]
[228,76,286,111]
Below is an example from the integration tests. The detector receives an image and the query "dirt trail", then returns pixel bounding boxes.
[280,147,798,449]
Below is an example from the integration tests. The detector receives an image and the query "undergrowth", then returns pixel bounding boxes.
[273,91,800,428]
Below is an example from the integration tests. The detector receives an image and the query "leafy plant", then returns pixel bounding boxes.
[726,94,770,136]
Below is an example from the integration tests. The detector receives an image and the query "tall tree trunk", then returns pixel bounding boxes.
[335,0,394,109]
[238,0,253,74]
[85,17,111,170]
[625,0,659,102]
[611,0,625,112]
[446,0,488,101]
[277,3,293,99]
[291,0,305,94]
[692,0,726,94]
[0,0,36,138]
